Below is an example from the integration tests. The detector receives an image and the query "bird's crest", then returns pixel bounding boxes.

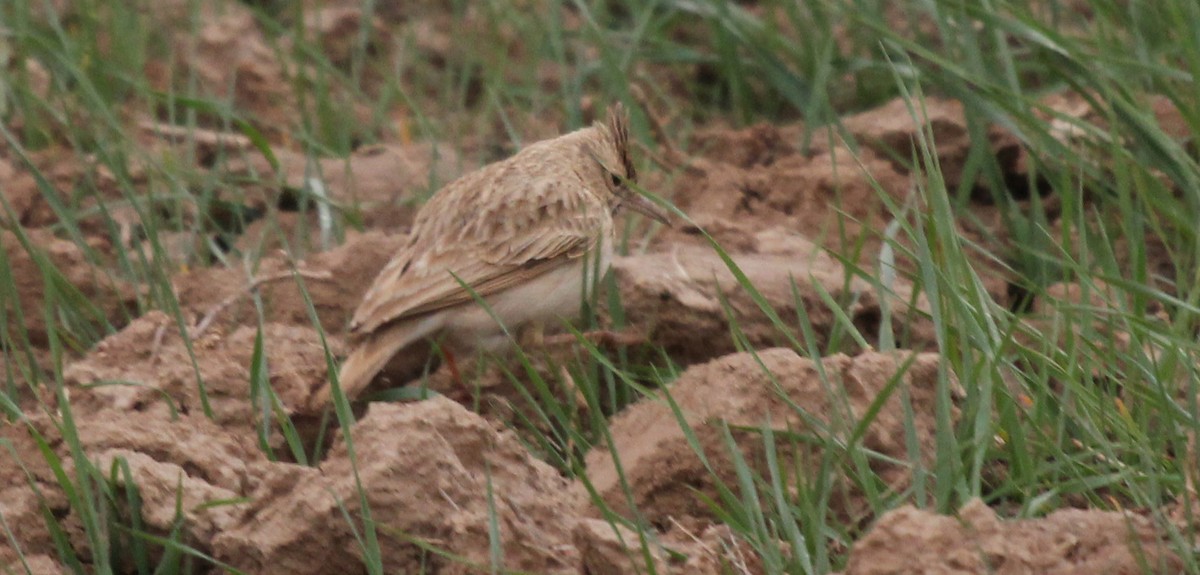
[607,103,636,183]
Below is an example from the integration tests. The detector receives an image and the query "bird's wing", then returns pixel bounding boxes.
[350,184,609,335]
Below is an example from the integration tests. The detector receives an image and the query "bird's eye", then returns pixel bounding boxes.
[609,172,622,187]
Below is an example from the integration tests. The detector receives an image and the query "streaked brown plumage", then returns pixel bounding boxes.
[311,105,669,407]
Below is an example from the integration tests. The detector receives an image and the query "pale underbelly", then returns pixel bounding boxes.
[441,242,613,353]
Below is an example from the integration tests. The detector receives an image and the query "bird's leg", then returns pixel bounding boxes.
[437,346,482,405]
[442,346,464,390]
[517,320,546,349]
[422,342,474,405]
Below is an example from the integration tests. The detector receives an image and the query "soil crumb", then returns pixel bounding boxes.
[580,349,959,530]
[64,311,340,438]
[0,227,137,349]
[213,397,580,574]
[841,499,1182,575]
[613,243,935,366]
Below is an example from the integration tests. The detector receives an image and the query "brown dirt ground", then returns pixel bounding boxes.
[579,350,959,532]
[839,499,1182,575]
[2,2,1195,574]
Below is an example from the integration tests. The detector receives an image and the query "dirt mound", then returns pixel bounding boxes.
[0,420,65,570]
[0,411,261,569]
[580,349,958,528]
[64,311,339,435]
[841,499,1182,574]
[171,231,404,337]
[2,554,63,575]
[159,7,296,133]
[613,243,935,365]
[0,143,155,232]
[573,518,669,574]
[216,140,463,212]
[682,97,976,187]
[664,97,1021,300]
[840,97,974,191]
[0,228,136,350]
[4,397,586,574]
[213,397,580,574]
[664,141,910,260]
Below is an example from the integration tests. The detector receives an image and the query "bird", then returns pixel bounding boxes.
[311,104,670,408]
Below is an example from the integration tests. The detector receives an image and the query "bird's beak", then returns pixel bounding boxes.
[620,190,672,226]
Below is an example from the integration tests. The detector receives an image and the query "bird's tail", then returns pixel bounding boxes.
[310,320,429,410]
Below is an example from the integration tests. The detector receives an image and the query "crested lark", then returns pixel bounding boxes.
[313,105,669,407]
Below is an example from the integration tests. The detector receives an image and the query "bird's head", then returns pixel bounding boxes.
[587,104,671,226]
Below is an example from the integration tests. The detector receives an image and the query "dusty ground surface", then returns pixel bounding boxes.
[839,499,1183,575]
[0,2,1193,574]
[580,350,958,529]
